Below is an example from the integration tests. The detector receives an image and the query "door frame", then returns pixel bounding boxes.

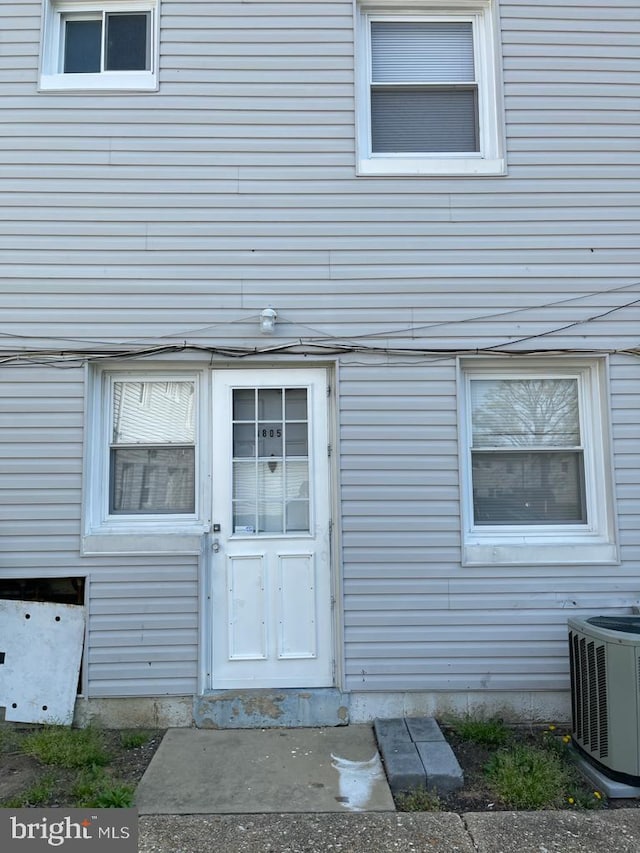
[197,363,341,694]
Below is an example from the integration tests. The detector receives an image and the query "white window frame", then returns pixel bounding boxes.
[458,359,618,566]
[355,0,505,176]
[82,366,209,555]
[40,0,159,91]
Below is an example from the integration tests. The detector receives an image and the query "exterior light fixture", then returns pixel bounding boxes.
[260,306,277,335]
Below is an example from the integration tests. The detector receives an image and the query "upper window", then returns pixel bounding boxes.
[460,360,617,565]
[355,1,504,176]
[40,0,158,91]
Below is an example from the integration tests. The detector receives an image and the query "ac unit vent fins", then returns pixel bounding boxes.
[568,631,609,760]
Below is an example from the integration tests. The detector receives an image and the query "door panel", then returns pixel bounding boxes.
[210,369,333,689]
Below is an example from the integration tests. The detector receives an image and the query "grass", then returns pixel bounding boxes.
[445,714,512,747]
[440,715,606,810]
[395,787,442,812]
[21,725,111,768]
[119,729,154,750]
[0,724,161,809]
[71,766,135,808]
[485,743,569,809]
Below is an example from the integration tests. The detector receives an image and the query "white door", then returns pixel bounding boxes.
[209,369,333,689]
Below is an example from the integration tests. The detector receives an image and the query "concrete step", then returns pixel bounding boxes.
[374,716,464,797]
[194,689,350,728]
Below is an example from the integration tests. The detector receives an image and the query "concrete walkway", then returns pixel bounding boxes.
[135,726,640,853]
[138,810,640,853]
[135,726,394,814]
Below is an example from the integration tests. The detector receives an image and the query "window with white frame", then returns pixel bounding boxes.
[83,371,205,553]
[355,1,504,176]
[460,361,617,565]
[40,0,158,91]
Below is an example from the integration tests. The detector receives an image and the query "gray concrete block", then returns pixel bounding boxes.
[373,717,412,748]
[378,744,427,794]
[405,716,446,743]
[415,741,464,797]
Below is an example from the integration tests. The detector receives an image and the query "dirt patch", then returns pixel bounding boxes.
[0,753,42,801]
[0,725,165,808]
[434,725,640,814]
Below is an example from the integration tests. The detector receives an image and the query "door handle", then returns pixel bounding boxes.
[212,538,221,553]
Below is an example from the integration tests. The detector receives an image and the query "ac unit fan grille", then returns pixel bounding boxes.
[569,630,609,759]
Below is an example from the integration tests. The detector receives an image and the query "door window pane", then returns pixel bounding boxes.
[285,461,309,531]
[285,388,307,420]
[64,19,102,73]
[232,387,310,534]
[233,423,255,457]
[285,423,308,456]
[233,389,255,420]
[258,423,283,458]
[258,389,282,419]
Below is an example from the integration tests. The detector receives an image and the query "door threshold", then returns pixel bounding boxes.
[194,688,350,729]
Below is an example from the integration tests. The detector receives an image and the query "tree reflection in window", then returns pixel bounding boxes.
[470,379,586,525]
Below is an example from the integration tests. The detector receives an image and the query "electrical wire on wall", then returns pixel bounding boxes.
[1,280,640,368]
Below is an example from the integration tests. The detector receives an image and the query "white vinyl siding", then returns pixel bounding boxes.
[0,366,199,699]
[339,355,638,694]
[1,0,639,704]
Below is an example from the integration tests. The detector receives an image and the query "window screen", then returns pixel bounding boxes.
[62,11,150,74]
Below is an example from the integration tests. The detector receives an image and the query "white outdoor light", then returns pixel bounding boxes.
[260,307,277,335]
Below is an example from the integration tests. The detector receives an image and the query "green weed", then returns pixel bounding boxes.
[71,767,134,808]
[485,744,569,809]
[447,714,512,747]
[21,726,111,768]
[119,730,153,750]
[395,787,442,812]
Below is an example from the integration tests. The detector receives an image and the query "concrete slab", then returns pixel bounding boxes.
[139,813,477,853]
[135,725,396,815]
[464,809,640,853]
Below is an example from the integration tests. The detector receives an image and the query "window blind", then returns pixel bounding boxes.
[371,21,475,83]
[371,89,478,152]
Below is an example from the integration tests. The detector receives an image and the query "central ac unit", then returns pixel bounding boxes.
[568,615,640,784]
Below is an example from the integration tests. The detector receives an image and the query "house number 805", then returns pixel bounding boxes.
[262,428,282,438]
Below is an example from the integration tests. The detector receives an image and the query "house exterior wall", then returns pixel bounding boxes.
[1,0,639,721]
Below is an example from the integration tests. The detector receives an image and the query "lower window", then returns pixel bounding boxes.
[460,360,617,565]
